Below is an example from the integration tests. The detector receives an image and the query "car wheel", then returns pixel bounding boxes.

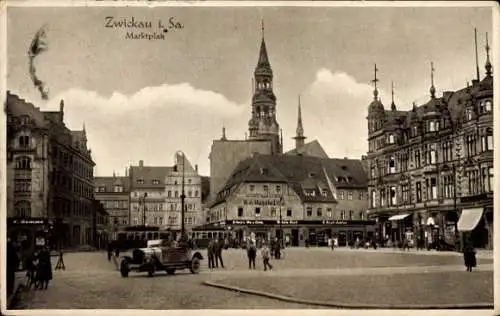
[166,268,176,275]
[120,261,129,278]
[190,257,201,274]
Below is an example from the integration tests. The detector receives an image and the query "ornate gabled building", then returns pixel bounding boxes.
[6,92,96,251]
[366,33,493,249]
[206,154,372,247]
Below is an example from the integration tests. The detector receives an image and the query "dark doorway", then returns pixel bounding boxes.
[291,229,299,247]
[470,217,487,248]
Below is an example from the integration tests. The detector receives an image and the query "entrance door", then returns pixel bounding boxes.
[291,229,299,247]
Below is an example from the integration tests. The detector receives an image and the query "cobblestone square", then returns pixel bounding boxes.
[12,248,493,310]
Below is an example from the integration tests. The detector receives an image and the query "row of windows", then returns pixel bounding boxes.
[14,180,31,193]
[167,190,199,198]
[100,200,128,209]
[131,216,196,226]
[96,185,124,193]
[370,134,492,178]
[14,200,31,217]
[137,178,196,185]
[369,168,493,208]
[52,145,93,180]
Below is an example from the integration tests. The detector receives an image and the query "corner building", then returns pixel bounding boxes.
[208,155,373,247]
[366,47,493,249]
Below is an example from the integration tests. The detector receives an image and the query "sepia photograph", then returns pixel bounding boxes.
[1,1,497,314]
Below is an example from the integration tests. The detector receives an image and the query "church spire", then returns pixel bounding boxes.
[430,62,436,98]
[372,64,379,100]
[485,32,492,77]
[255,19,271,72]
[293,95,306,150]
[390,81,397,111]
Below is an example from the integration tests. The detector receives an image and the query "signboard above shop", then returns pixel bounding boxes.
[8,218,48,226]
[226,219,375,226]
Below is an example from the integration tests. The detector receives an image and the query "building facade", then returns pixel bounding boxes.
[366,40,493,249]
[206,154,373,247]
[94,173,131,235]
[6,92,96,250]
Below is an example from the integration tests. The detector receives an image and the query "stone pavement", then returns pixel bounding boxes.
[10,248,495,310]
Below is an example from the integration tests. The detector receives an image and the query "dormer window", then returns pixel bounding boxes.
[113,185,123,192]
[260,168,269,175]
[321,189,328,197]
[466,108,473,121]
[98,186,105,192]
[304,189,315,197]
[137,179,144,184]
[263,185,269,192]
[249,185,255,192]
[309,172,316,178]
[152,179,160,185]
[388,133,395,144]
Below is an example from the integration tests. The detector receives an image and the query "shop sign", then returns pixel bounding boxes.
[277,220,298,225]
[243,198,285,206]
[9,218,48,226]
[231,220,265,225]
[322,220,348,225]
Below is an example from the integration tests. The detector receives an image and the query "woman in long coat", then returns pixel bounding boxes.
[463,241,477,272]
[37,246,53,289]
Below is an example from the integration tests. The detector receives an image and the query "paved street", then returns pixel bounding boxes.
[13,247,493,309]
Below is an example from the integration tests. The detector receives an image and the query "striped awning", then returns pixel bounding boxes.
[457,208,484,232]
[388,214,411,221]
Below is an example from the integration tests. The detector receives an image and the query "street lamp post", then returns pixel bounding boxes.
[140,193,148,226]
[175,151,186,239]
[279,196,284,248]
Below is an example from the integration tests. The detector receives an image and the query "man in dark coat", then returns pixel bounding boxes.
[247,239,257,269]
[7,239,20,297]
[207,239,216,270]
[37,246,53,289]
[463,241,477,272]
[215,237,224,268]
[107,240,113,261]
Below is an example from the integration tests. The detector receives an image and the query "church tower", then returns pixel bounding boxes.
[248,21,282,154]
[293,95,306,151]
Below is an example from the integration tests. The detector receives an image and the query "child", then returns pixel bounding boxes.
[261,243,273,271]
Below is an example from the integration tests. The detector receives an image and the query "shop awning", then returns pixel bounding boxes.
[388,214,411,221]
[457,208,484,232]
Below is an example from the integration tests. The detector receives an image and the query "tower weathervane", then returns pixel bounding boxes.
[371,64,379,99]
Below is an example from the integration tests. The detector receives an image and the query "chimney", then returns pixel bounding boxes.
[139,160,144,167]
[471,79,479,86]
[195,164,198,173]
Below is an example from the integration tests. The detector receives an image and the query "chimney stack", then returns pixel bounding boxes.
[195,164,198,173]
[139,160,144,167]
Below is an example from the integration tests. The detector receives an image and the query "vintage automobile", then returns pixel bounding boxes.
[119,239,203,277]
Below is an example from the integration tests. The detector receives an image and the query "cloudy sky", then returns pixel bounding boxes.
[7,5,493,176]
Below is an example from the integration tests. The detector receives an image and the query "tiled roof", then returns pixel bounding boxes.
[94,176,131,192]
[213,154,368,206]
[286,140,329,158]
[129,166,173,189]
[6,91,47,128]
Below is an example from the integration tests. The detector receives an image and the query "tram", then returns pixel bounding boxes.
[116,226,176,250]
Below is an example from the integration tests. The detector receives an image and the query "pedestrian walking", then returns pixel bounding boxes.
[37,246,53,290]
[463,241,477,272]
[107,240,113,261]
[247,240,257,269]
[114,240,120,258]
[328,237,333,250]
[207,238,216,270]
[274,238,281,259]
[261,243,273,271]
[215,237,225,268]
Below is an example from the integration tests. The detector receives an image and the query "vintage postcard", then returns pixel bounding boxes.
[1,1,498,315]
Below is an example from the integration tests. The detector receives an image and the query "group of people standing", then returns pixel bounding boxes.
[246,237,282,271]
[7,238,53,296]
[207,237,225,269]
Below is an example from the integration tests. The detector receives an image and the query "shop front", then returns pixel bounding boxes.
[215,219,376,247]
[387,213,413,245]
[8,217,49,269]
[457,207,489,249]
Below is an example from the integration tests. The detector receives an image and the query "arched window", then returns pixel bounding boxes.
[15,156,32,170]
[15,200,31,217]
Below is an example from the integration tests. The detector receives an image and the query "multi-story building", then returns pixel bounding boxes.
[6,92,96,250]
[92,199,110,249]
[366,37,493,249]
[127,157,203,234]
[94,172,131,234]
[207,154,372,247]
[128,160,170,228]
[164,153,203,231]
